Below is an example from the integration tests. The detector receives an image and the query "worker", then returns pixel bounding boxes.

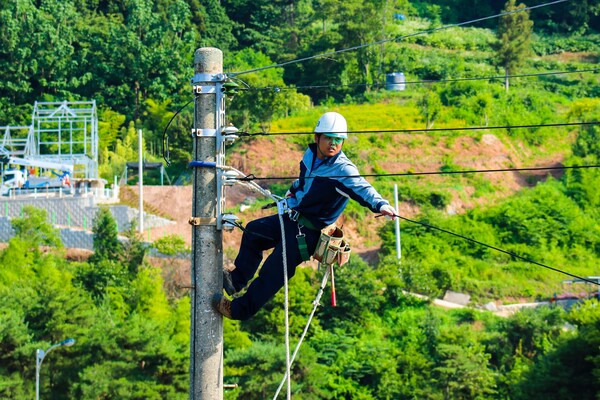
[213,112,397,320]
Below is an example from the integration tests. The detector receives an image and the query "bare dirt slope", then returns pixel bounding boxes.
[139,133,568,264]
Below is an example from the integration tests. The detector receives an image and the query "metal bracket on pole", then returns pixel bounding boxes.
[192,85,217,94]
[191,73,227,84]
[188,217,217,226]
[215,80,226,230]
[191,70,227,230]
[191,128,217,137]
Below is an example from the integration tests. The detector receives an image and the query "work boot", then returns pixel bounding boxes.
[223,270,236,296]
[212,294,233,319]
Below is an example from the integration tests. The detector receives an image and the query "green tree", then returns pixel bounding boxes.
[90,207,122,264]
[0,0,80,120]
[472,92,493,126]
[143,98,174,157]
[98,108,127,157]
[514,300,600,400]
[188,0,236,50]
[226,49,310,132]
[152,234,188,256]
[494,0,533,92]
[76,208,126,300]
[99,121,143,181]
[121,219,147,276]
[417,90,442,129]
[11,206,62,250]
[0,241,189,399]
[433,342,496,400]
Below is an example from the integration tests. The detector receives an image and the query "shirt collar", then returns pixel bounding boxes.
[309,143,343,165]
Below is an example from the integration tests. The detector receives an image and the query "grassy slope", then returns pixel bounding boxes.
[234,31,600,304]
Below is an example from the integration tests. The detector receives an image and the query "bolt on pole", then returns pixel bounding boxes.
[190,47,224,400]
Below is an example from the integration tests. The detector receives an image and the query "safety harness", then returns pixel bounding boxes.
[284,204,352,266]
[287,209,317,262]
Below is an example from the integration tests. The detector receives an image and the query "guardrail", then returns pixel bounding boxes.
[4,186,116,199]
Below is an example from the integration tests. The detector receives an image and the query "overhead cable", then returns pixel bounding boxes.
[238,121,600,137]
[383,214,600,286]
[248,68,599,92]
[230,0,569,77]
[235,164,600,182]
[162,97,195,166]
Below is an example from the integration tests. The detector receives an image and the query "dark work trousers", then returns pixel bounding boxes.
[230,214,321,320]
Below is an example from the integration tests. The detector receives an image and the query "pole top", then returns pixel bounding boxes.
[194,48,223,74]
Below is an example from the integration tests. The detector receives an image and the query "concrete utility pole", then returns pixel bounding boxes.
[190,47,224,400]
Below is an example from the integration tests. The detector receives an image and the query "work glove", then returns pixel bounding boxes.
[379,204,397,220]
[285,189,295,198]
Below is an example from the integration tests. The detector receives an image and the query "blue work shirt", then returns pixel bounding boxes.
[286,143,389,229]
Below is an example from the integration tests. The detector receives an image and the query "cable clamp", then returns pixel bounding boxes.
[191,128,217,137]
[188,217,217,226]
[192,85,217,94]
[191,73,227,84]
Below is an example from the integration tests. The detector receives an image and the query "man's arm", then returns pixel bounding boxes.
[336,164,389,213]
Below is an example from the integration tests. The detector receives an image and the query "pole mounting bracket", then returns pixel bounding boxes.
[188,217,217,226]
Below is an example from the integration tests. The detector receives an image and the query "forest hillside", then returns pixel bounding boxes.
[1,0,600,399]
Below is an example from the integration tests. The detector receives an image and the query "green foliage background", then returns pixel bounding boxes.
[1,0,600,399]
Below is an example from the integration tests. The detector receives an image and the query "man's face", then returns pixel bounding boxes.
[315,134,343,159]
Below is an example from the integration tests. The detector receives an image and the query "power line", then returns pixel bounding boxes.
[247,68,599,92]
[162,97,196,166]
[236,164,600,182]
[239,121,599,137]
[384,213,600,286]
[230,0,569,77]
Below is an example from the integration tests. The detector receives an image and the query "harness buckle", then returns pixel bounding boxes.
[289,209,300,222]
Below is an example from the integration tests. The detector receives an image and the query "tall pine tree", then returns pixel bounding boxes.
[494,0,533,92]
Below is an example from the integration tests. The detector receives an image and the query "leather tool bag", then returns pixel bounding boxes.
[313,225,351,267]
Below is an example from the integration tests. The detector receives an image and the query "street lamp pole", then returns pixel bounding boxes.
[35,338,75,400]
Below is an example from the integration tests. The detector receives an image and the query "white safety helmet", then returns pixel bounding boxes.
[314,112,348,139]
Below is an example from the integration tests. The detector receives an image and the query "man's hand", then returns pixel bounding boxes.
[379,204,397,220]
[285,189,295,198]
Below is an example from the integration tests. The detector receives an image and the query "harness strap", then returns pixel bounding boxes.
[283,203,315,262]
[297,214,319,231]
[296,231,311,262]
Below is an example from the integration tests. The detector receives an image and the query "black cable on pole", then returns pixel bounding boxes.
[235,164,600,182]
[238,121,600,137]
[225,220,275,241]
[229,0,569,77]
[247,68,599,92]
[162,97,195,166]
[378,214,600,286]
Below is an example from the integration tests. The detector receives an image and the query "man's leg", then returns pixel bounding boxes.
[230,215,280,292]
[231,218,320,320]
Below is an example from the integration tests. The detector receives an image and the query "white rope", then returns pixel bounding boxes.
[221,165,279,201]
[276,202,292,400]
[273,267,330,400]
[223,164,305,400]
